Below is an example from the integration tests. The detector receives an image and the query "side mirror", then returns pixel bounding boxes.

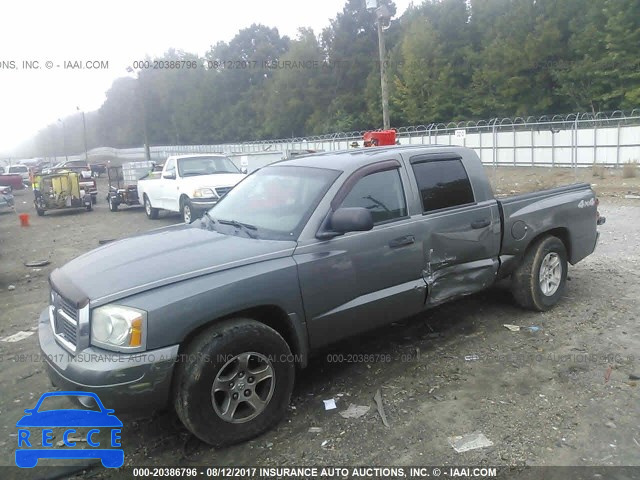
[241,167,248,174]
[163,172,176,180]
[317,207,373,239]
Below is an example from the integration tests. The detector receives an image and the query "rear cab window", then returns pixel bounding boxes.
[410,157,475,213]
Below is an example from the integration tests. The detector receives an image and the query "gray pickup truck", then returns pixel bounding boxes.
[39,145,605,447]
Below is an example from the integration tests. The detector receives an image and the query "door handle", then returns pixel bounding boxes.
[389,235,415,248]
[471,219,491,229]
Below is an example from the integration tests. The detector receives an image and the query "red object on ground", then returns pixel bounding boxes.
[19,213,30,227]
[363,129,397,147]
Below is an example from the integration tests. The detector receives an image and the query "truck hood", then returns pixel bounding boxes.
[50,224,296,307]
[178,173,246,192]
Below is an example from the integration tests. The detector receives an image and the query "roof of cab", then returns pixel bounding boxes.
[274,145,458,172]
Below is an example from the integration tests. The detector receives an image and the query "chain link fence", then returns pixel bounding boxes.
[56,109,640,168]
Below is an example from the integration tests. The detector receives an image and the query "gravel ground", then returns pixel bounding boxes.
[0,169,639,479]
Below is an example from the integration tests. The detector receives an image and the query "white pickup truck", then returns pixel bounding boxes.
[137,154,246,223]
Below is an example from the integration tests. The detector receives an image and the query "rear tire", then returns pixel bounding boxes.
[511,235,568,311]
[86,203,92,211]
[144,195,159,219]
[173,319,295,447]
[108,196,119,212]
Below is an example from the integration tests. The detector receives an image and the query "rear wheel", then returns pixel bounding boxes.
[86,202,92,211]
[511,235,568,311]
[173,319,295,447]
[108,196,119,212]
[144,195,159,219]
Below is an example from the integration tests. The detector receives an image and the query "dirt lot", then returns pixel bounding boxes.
[0,167,639,479]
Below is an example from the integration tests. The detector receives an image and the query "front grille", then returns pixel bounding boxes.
[52,291,78,349]
[215,186,232,198]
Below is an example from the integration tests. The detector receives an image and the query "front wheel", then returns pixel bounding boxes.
[181,199,194,224]
[173,319,295,447]
[511,235,568,311]
[144,195,159,219]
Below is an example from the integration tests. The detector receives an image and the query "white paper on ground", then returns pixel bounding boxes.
[323,399,337,410]
[449,432,494,453]
[1,331,34,343]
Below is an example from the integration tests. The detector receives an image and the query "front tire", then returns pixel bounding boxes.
[173,319,295,447]
[511,235,568,311]
[144,195,159,219]
[181,198,194,224]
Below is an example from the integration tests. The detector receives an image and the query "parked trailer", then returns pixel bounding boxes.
[107,161,155,212]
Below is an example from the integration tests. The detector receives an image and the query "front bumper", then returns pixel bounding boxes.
[38,309,179,411]
[190,198,218,212]
[0,194,14,208]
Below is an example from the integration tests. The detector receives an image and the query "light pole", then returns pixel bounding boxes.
[366,0,392,130]
[77,106,89,161]
[127,66,151,162]
[58,118,68,162]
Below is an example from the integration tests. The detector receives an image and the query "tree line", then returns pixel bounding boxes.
[24,0,640,158]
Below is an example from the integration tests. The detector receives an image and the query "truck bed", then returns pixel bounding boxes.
[497,183,598,275]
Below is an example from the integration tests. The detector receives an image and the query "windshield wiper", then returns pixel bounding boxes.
[363,195,390,212]
[217,219,258,238]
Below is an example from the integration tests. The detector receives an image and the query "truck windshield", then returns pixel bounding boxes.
[178,156,240,177]
[208,165,340,241]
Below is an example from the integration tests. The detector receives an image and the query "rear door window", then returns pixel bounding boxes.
[411,159,475,213]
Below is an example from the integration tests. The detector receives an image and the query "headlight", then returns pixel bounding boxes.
[193,188,216,198]
[91,305,146,352]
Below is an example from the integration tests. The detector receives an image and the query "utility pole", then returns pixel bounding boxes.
[77,107,89,161]
[367,1,392,130]
[58,118,69,161]
[377,14,390,130]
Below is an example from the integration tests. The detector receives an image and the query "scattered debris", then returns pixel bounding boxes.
[605,365,613,384]
[373,389,389,427]
[624,194,640,200]
[24,260,50,267]
[265,442,273,448]
[308,427,323,433]
[339,403,370,419]
[7,285,15,291]
[629,373,640,381]
[503,324,521,332]
[321,440,331,448]
[604,421,617,429]
[633,438,640,448]
[323,399,337,410]
[98,239,116,245]
[527,326,541,333]
[464,354,480,362]
[449,432,494,453]
[1,331,34,343]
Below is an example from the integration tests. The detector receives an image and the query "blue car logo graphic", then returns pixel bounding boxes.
[15,391,124,468]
